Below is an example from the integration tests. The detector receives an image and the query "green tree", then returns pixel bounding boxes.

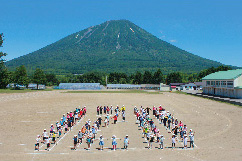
[188,73,198,83]
[46,73,58,86]
[14,65,29,87]
[76,72,106,85]
[120,78,127,84]
[0,68,10,89]
[133,71,143,84]
[166,72,183,84]
[0,33,9,89]
[142,71,153,84]
[32,68,47,89]
[153,69,164,84]
[108,72,128,84]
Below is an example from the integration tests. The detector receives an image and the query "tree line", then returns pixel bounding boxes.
[0,33,232,89]
[0,64,232,89]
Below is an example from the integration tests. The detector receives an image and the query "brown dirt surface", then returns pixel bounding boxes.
[0,90,242,161]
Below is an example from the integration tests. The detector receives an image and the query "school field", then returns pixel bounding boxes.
[0,90,242,161]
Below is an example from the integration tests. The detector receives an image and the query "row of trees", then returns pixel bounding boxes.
[58,69,164,85]
[58,65,232,85]
[1,63,233,89]
[1,65,54,89]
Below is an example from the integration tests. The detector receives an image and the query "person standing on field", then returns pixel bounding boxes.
[124,135,129,150]
[97,106,99,115]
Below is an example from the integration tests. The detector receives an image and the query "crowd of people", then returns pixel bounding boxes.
[96,105,126,123]
[134,105,195,149]
[72,105,129,151]
[35,104,195,151]
[35,106,87,151]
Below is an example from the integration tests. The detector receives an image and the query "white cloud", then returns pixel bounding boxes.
[159,35,166,39]
[170,39,177,43]
[187,50,193,52]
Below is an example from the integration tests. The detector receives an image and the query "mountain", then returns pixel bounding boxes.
[6,20,223,74]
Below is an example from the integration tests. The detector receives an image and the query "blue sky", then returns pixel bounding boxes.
[1,0,242,67]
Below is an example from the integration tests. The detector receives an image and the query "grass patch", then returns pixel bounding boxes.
[0,88,53,93]
[64,90,162,94]
[0,89,33,93]
[173,91,188,95]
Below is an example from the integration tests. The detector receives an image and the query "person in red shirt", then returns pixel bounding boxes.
[107,106,110,114]
[83,106,87,115]
[153,106,156,115]
[112,115,118,124]
[136,112,140,120]
[159,105,162,112]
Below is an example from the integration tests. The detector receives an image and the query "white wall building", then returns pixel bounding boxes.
[181,83,197,90]
[202,69,242,99]
[160,83,170,91]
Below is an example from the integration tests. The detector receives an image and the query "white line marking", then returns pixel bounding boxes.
[20,121,42,123]
[28,153,48,155]
[27,153,69,155]
[49,117,84,151]
[194,143,198,148]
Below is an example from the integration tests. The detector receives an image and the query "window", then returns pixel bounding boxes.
[227,81,234,88]
[216,81,220,87]
[221,81,226,87]
[211,81,215,86]
[206,81,210,86]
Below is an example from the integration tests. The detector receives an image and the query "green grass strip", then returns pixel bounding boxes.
[64,90,162,94]
[0,88,53,93]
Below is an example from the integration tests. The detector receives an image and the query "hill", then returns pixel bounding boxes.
[6,20,223,74]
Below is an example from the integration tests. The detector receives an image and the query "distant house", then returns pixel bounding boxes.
[6,83,14,88]
[28,83,46,90]
[6,83,26,89]
[160,83,170,91]
[202,69,242,99]
[181,83,197,90]
[194,82,203,90]
[170,83,185,91]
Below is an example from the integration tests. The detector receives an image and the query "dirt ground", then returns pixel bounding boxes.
[0,90,242,161]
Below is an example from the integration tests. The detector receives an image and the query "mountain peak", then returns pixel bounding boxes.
[6,20,222,74]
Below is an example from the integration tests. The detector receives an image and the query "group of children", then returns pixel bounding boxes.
[97,105,126,124]
[73,118,98,150]
[35,106,87,151]
[72,105,129,151]
[35,104,195,151]
[134,105,195,149]
[96,105,113,115]
[74,133,130,151]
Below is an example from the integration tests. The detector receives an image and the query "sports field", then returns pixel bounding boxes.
[0,90,242,161]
